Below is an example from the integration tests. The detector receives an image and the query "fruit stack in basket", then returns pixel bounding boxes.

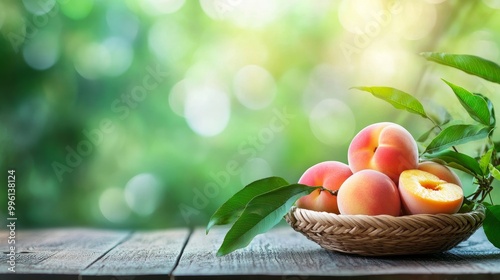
[296,122,464,216]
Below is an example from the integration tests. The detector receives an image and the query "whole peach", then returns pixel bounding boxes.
[418,161,462,187]
[348,122,418,183]
[337,169,401,216]
[296,161,353,214]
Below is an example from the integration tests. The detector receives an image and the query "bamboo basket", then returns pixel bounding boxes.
[285,205,485,256]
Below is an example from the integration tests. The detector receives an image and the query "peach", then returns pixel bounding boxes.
[348,122,418,184]
[418,161,462,187]
[337,169,401,216]
[398,169,463,215]
[296,161,353,213]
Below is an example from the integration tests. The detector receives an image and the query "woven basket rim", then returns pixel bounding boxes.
[286,205,485,256]
[289,204,485,223]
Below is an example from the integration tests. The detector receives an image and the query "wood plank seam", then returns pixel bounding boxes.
[169,227,194,279]
[77,231,133,280]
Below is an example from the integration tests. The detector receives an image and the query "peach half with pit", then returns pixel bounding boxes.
[418,161,462,187]
[296,161,353,214]
[348,122,419,184]
[398,169,464,215]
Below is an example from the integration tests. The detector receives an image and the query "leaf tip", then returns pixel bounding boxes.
[216,249,227,257]
[206,221,214,234]
[419,52,431,57]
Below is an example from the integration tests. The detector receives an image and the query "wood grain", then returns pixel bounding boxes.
[1,226,499,279]
[173,226,500,280]
[81,228,190,279]
[0,228,129,280]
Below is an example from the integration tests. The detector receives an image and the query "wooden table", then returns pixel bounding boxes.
[1,226,499,279]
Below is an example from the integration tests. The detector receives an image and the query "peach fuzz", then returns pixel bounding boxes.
[348,122,419,184]
[418,161,462,187]
[296,161,353,214]
[337,169,401,216]
[399,170,463,215]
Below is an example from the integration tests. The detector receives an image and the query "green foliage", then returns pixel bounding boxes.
[206,176,289,233]
[442,80,492,126]
[421,52,500,84]
[483,205,500,249]
[352,87,428,118]
[424,124,491,154]
[479,148,494,175]
[215,182,319,256]
[418,126,439,142]
[367,52,500,250]
[421,150,483,176]
[489,164,500,181]
[209,52,500,255]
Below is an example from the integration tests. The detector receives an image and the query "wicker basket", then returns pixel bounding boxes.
[285,205,485,256]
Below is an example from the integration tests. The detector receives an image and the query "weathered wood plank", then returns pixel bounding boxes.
[2,226,499,279]
[173,226,500,280]
[0,228,129,280]
[81,228,190,279]
[413,227,500,277]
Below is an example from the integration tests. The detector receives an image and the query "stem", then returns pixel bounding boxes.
[428,121,460,153]
[472,175,495,204]
[320,187,338,196]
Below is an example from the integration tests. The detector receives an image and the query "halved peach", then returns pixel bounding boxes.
[398,169,463,215]
[418,161,462,187]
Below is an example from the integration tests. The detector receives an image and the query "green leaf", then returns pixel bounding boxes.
[483,205,500,249]
[482,94,496,127]
[421,52,500,84]
[216,184,318,256]
[495,141,500,154]
[417,126,438,142]
[421,150,483,176]
[480,148,494,176]
[442,80,491,126]
[207,176,289,233]
[425,101,452,126]
[424,124,491,154]
[488,164,500,181]
[352,87,427,118]
[458,198,475,213]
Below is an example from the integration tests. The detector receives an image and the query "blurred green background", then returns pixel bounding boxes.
[1,0,500,229]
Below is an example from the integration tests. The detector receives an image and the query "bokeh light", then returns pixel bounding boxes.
[22,0,56,16]
[184,85,230,137]
[106,5,140,42]
[125,173,163,216]
[200,0,281,28]
[338,0,385,35]
[234,65,276,110]
[309,99,356,147]
[169,79,189,117]
[140,0,185,16]
[1,0,500,229]
[483,0,500,9]
[59,0,94,20]
[395,1,437,41]
[99,187,131,224]
[240,158,273,186]
[22,30,60,70]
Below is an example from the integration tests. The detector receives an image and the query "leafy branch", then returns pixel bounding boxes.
[206,177,335,256]
[355,52,500,248]
[207,53,500,256]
